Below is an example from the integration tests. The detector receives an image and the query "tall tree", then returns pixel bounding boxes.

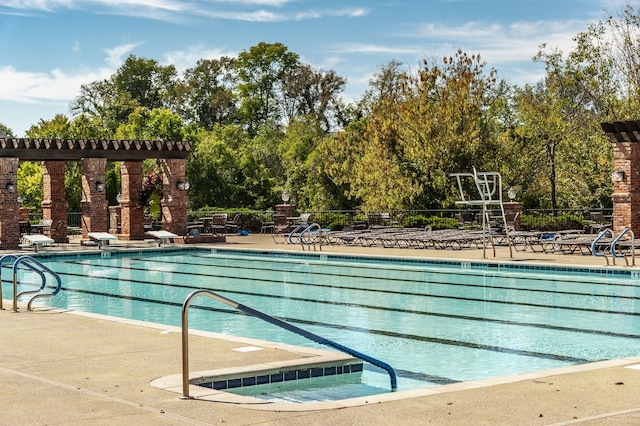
[235,42,300,136]
[178,57,238,130]
[280,64,346,132]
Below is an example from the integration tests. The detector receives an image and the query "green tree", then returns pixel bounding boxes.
[236,42,300,136]
[0,123,14,136]
[178,57,238,129]
[280,64,346,132]
[186,124,247,208]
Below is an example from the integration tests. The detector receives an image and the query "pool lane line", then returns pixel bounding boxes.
[44,267,640,339]
[55,257,640,305]
[124,255,640,298]
[50,261,640,321]
[48,286,594,365]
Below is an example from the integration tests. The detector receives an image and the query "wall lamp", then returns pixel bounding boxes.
[95,181,105,192]
[176,181,190,191]
[612,170,626,183]
[5,182,15,193]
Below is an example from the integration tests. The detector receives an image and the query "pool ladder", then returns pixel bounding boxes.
[591,228,635,266]
[0,254,63,311]
[180,289,398,399]
[287,222,325,250]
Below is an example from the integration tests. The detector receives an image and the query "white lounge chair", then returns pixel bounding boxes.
[146,230,178,246]
[88,232,119,249]
[20,234,54,252]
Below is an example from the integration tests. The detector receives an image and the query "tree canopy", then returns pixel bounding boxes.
[10,4,640,213]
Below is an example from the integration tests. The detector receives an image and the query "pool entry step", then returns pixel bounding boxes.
[196,361,364,391]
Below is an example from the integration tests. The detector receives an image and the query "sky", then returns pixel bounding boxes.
[0,0,638,137]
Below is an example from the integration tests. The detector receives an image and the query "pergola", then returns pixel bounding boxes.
[0,137,191,250]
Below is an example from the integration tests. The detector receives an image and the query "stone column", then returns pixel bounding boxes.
[160,158,188,235]
[0,158,20,249]
[80,158,108,238]
[42,160,68,243]
[119,161,145,240]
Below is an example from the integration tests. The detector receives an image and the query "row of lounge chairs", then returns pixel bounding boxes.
[313,226,634,258]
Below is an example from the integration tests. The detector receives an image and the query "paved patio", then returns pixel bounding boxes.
[2,234,640,425]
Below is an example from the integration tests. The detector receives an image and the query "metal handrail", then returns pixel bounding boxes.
[299,223,323,250]
[591,228,614,265]
[0,254,20,310]
[181,289,397,399]
[11,255,62,311]
[611,228,635,266]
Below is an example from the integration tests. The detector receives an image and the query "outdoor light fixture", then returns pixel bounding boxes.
[612,169,626,183]
[282,190,290,204]
[5,182,15,193]
[176,181,190,191]
[116,193,122,203]
[507,187,517,201]
[95,181,105,192]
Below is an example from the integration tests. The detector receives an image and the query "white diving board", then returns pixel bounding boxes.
[146,230,178,246]
[88,232,119,249]
[20,234,55,252]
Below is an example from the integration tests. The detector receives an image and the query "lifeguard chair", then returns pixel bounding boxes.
[450,167,513,258]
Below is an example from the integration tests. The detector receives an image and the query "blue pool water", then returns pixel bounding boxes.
[6,248,640,395]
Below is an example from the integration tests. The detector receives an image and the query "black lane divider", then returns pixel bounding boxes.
[363,364,460,385]
[58,286,594,364]
[54,260,640,321]
[122,255,640,301]
[184,253,640,290]
[49,267,640,339]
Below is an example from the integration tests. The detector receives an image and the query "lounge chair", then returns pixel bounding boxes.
[88,232,119,249]
[147,230,178,246]
[20,234,54,252]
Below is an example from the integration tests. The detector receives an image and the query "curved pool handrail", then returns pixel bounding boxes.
[0,254,20,310]
[299,223,323,248]
[591,228,614,264]
[611,228,635,266]
[287,223,308,244]
[12,255,62,311]
[181,289,398,398]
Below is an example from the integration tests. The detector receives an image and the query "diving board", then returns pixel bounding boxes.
[20,234,54,252]
[146,230,178,246]
[88,232,119,249]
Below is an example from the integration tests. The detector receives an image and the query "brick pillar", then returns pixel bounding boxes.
[42,161,68,243]
[19,207,30,222]
[119,161,145,240]
[0,158,20,249]
[275,204,295,218]
[80,158,108,238]
[611,140,640,235]
[160,158,188,235]
[503,202,521,230]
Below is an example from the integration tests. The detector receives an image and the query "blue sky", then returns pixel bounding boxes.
[0,0,636,137]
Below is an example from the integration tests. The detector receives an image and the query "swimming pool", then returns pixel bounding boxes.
[8,248,640,395]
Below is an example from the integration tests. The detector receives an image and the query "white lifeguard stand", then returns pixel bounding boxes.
[450,167,513,258]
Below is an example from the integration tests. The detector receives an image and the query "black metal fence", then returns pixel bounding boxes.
[25,208,612,235]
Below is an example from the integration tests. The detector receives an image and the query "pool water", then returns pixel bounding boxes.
[6,248,640,394]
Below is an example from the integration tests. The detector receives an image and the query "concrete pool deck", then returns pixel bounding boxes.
[3,234,640,425]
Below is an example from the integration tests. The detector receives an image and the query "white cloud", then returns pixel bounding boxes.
[163,46,238,72]
[0,65,111,103]
[104,42,142,67]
